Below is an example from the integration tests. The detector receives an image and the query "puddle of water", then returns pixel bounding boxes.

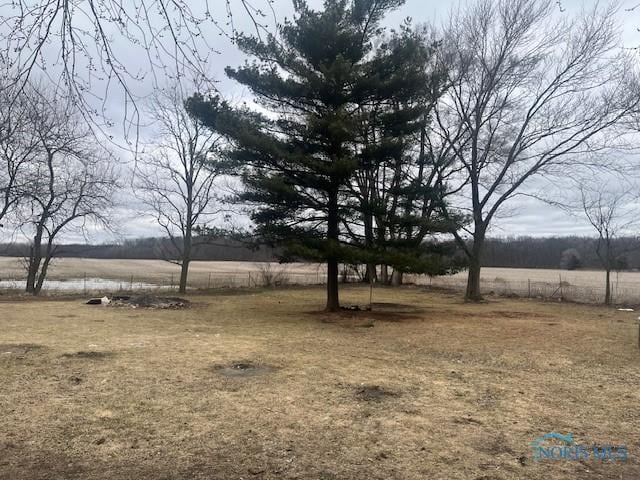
[0,277,166,292]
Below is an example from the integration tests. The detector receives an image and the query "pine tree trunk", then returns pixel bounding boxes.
[380,265,389,284]
[604,268,611,305]
[327,258,340,311]
[326,189,340,311]
[365,264,377,283]
[391,270,403,286]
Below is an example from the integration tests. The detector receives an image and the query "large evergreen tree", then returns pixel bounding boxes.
[347,26,463,285]
[188,0,459,310]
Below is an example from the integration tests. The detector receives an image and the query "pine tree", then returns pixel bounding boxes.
[347,26,464,284]
[187,0,462,310]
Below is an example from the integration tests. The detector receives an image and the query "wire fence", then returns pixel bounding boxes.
[0,265,337,295]
[413,274,640,305]
[1,265,638,305]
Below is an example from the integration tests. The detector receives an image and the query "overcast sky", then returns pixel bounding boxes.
[3,0,640,244]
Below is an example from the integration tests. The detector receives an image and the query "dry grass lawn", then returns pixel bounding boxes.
[0,285,639,479]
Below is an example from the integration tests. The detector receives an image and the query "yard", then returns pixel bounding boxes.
[0,285,639,479]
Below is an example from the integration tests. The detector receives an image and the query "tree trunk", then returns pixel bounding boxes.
[604,268,611,305]
[34,254,53,295]
[25,260,38,294]
[325,189,340,311]
[465,257,482,301]
[380,264,389,284]
[391,270,403,286]
[365,264,377,283]
[179,259,190,294]
[327,258,339,311]
[26,230,44,295]
[179,232,192,294]
[465,234,485,301]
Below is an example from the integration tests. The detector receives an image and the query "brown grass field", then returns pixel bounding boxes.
[1,285,639,479]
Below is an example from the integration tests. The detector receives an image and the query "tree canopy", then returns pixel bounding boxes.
[188,0,462,310]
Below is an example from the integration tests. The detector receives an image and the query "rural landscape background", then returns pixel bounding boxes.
[2,256,640,304]
[2,0,640,478]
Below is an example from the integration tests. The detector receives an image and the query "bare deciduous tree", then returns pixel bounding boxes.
[0,0,276,139]
[18,86,118,295]
[579,182,636,305]
[135,81,224,294]
[431,0,640,300]
[0,83,37,228]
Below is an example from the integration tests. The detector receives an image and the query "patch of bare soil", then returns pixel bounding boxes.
[452,415,484,426]
[354,385,399,402]
[61,351,114,360]
[487,310,551,319]
[213,361,276,378]
[311,304,423,327]
[370,301,424,313]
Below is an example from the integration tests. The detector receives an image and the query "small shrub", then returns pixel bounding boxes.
[254,263,289,287]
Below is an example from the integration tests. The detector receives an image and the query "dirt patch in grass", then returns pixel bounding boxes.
[370,301,424,312]
[213,360,276,378]
[452,415,484,426]
[354,384,399,402]
[61,350,114,360]
[487,310,552,319]
[311,307,423,327]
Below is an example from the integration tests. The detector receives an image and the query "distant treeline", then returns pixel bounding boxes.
[1,235,639,271]
[0,237,277,262]
[482,236,640,270]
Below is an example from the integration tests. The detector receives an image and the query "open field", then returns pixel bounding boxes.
[1,256,639,303]
[435,267,640,289]
[0,256,637,286]
[0,257,326,288]
[428,267,640,304]
[1,285,639,479]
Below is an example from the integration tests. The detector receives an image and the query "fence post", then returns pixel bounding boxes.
[83,272,87,296]
[248,272,252,287]
[559,274,563,300]
[170,274,174,291]
[130,275,134,292]
[207,272,212,289]
[528,279,531,298]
